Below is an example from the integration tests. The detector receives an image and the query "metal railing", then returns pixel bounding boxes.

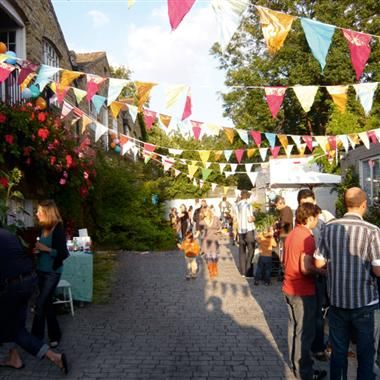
[0,69,21,104]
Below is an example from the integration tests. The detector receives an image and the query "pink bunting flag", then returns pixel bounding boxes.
[86,74,106,102]
[302,135,314,152]
[368,130,378,145]
[168,0,196,31]
[327,136,337,151]
[250,131,262,146]
[56,84,69,105]
[342,29,372,80]
[181,90,192,120]
[191,120,202,140]
[264,87,287,118]
[18,61,39,85]
[234,149,244,164]
[143,143,156,154]
[143,109,157,130]
[270,146,281,159]
[0,63,15,83]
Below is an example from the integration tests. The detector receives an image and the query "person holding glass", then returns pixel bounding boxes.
[31,200,69,349]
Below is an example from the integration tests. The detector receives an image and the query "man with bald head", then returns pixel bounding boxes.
[315,187,380,379]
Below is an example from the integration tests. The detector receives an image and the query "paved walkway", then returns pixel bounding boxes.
[0,237,360,379]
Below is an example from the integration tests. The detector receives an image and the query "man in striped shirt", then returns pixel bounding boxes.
[314,187,380,380]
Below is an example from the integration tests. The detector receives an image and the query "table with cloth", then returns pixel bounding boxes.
[60,251,93,302]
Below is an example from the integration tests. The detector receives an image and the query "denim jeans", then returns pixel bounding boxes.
[284,294,316,380]
[329,304,377,380]
[31,270,62,342]
[0,274,49,359]
[255,256,272,282]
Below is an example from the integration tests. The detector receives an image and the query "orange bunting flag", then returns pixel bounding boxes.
[326,85,349,113]
[214,150,223,161]
[246,148,256,158]
[224,128,235,144]
[256,6,295,54]
[278,134,288,149]
[159,114,172,128]
[135,81,157,110]
[60,69,82,88]
[110,101,126,119]
[81,114,92,134]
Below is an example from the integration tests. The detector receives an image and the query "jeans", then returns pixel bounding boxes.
[255,256,272,282]
[0,274,49,359]
[329,304,377,380]
[311,276,327,353]
[238,231,255,276]
[285,294,316,380]
[32,270,62,342]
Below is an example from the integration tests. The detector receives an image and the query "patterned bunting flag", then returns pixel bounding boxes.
[367,130,378,145]
[270,146,280,158]
[250,131,262,146]
[143,109,157,130]
[342,29,372,80]
[86,74,106,102]
[61,101,73,119]
[0,62,17,83]
[107,78,129,105]
[34,64,60,91]
[256,6,295,54]
[18,61,39,85]
[110,101,126,119]
[293,85,319,113]
[327,136,337,151]
[165,84,187,109]
[224,128,235,144]
[348,133,359,149]
[60,69,82,88]
[264,87,287,118]
[55,83,69,105]
[135,81,157,110]
[168,0,196,30]
[300,18,336,70]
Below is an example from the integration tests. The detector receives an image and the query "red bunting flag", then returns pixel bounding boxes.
[18,61,39,85]
[168,0,196,31]
[143,109,157,130]
[0,63,15,83]
[143,143,156,153]
[234,149,244,164]
[270,146,281,159]
[264,87,287,118]
[327,136,337,151]
[86,74,106,102]
[191,120,202,140]
[342,29,372,80]
[181,90,192,120]
[368,130,378,145]
[302,135,314,151]
[250,131,262,146]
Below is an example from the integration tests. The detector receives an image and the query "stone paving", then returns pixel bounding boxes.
[0,236,361,379]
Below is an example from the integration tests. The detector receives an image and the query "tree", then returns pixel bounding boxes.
[212,0,380,137]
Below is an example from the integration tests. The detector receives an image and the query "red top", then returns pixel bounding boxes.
[282,225,316,296]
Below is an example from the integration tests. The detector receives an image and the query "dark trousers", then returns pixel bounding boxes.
[31,270,61,342]
[285,294,316,380]
[255,256,272,282]
[0,273,48,358]
[238,231,255,276]
[311,276,327,354]
[329,305,377,380]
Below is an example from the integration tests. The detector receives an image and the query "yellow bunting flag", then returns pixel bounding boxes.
[326,86,349,113]
[297,143,307,156]
[159,114,172,128]
[134,81,157,110]
[246,148,256,158]
[348,133,359,149]
[256,6,295,54]
[110,101,126,119]
[198,150,211,165]
[278,134,288,149]
[20,73,35,91]
[214,150,223,161]
[81,114,92,134]
[224,128,235,144]
[165,84,187,109]
[60,70,82,88]
[188,164,199,179]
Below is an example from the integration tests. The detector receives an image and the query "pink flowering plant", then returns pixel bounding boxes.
[0,102,96,200]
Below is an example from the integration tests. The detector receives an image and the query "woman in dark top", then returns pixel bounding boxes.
[31,200,69,348]
[0,228,68,373]
[178,204,189,242]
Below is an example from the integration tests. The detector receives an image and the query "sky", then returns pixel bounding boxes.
[52,0,233,127]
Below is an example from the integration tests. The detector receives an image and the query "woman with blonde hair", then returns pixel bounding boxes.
[31,200,69,349]
[199,207,222,279]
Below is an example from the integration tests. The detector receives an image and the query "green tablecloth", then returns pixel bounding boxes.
[61,251,93,302]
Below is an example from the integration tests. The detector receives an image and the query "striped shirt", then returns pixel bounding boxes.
[236,200,255,234]
[314,213,380,309]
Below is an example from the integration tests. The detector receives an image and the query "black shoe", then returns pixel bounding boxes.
[313,369,327,380]
[254,281,259,286]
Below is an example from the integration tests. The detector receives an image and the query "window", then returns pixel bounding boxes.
[43,39,60,67]
[0,30,16,52]
[361,157,380,205]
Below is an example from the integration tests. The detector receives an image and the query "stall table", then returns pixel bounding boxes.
[61,251,93,302]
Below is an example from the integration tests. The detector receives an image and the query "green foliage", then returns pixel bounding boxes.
[87,153,175,250]
[255,210,277,232]
[212,0,380,138]
[334,166,360,218]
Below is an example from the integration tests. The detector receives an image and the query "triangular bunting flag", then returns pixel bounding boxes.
[168,0,196,30]
[143,109,157,130]
[159,114,172,128]
[34,64,60,91]
[181,89,192,120]
[293,85,319,113]
[353,83,378,116]
[214,150,223,161]
[237,129,249,145]
[235,149,244,164]
[107,78,129,105]
[0,62,15,83]
[94,121,108,143]
[81,114,92,133]
[224,128,235,144]
[270,146,280,158]
[230,164,238,173]
[256,6,295,54]
[264,132,277,148]
[246,148,256,158]
[300,18,336,70]
[211,183,217,192]
[199,151,211,165]
[348,133,359,149]
[285,144,294,158]
[110,101,126,119]
[259,147,268,161]
[201,168,212,181]
[368,130,378,145]
[223,186,229,195]
[165,84,187,109]
[245,163,253,173]
[168,148,183,155]
[135,81,157,110]
[303,135,314,151]
[174,169,181,177]
[219,163,227,173]
[60,69,82,87]
[128,105,138,123]
[314,136,329,153]
[224,150,233,161]
[143,143,156,154]
[91,94,106,115]
[247,172,258,187]
[326,85,349,113]
[18,61,39,85]
[224,171,233,178]
[337,135,349,153]
[73,88,87,103]
[327,136,337,151]
[188,164,198,179]
[163,158,175,172]
[191,120,202,140]
[358,131,370,149]
[297,143,307,156]
[86,74,106,102]
[61,101,73,119]
[250,130,262,146]
[342,29,372,80]
[264,87,287,118]
[278,134,288,149]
